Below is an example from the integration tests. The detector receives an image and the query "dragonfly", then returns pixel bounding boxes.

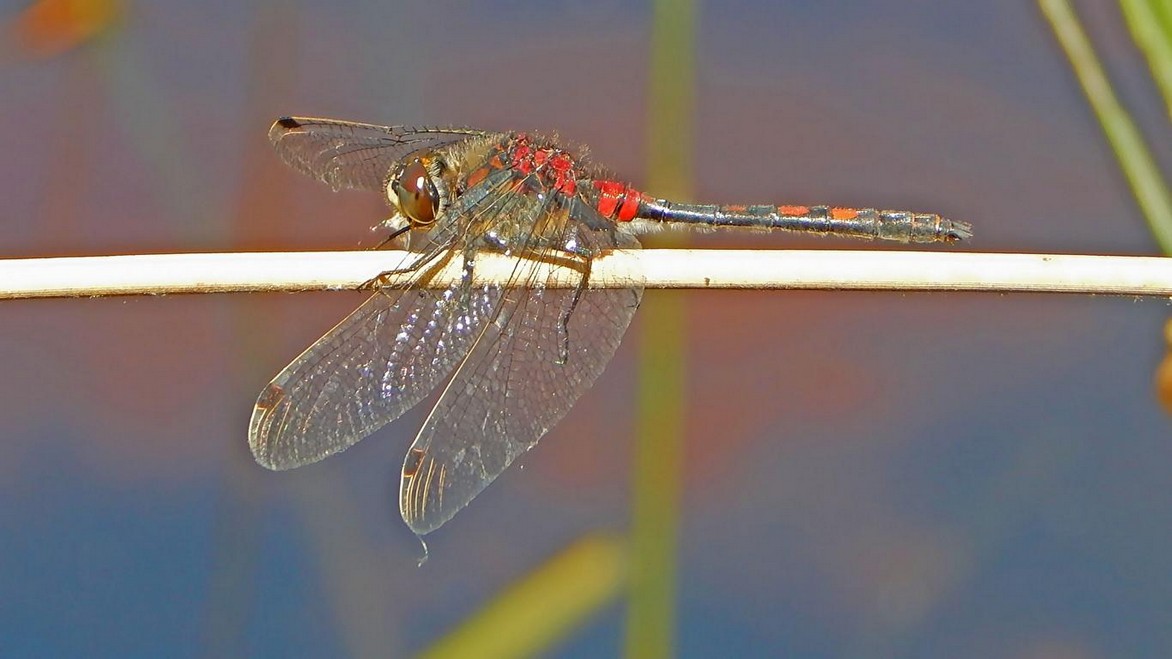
[249,116,972,536]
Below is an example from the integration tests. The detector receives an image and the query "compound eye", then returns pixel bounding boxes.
[390,159,439,226]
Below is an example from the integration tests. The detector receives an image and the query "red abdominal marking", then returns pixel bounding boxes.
[830,207,859,220]
[779,205,809,216]
[591,180,644,222]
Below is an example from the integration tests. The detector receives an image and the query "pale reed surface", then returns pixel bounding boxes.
[1,249,1171,299]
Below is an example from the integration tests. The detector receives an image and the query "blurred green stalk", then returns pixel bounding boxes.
[625,0,695,657]
[419,535,626,659]
[1039,0,1172,252]
[1119,0,1172,120]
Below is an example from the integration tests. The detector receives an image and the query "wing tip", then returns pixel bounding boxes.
[248,382,296,470]
[269,116,304,144]
[400,447,452,535]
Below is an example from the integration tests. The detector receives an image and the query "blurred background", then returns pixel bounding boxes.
[3,1,1172,657]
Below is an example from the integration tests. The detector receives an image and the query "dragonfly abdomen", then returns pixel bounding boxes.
[634,198,971,243]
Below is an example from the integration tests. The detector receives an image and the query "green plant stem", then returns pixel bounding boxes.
[1040,0,1172,253]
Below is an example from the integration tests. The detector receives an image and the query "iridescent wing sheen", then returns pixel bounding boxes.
[249,275,503,470]
[248,169,526,470]
[267,116,492,192]
[399,219,643,535]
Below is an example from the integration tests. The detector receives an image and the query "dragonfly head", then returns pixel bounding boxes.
[385,156,449,230]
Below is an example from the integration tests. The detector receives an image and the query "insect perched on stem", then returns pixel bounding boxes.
[249,116,971,536]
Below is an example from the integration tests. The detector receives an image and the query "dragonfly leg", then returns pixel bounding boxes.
[360,242,453,292]
[555,250,593,365]
[373,223,412,250]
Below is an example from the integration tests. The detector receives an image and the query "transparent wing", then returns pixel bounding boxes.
[399,228,643,535]
[248,168,527,470]
[268,116,492,191]
[248,275,503,470]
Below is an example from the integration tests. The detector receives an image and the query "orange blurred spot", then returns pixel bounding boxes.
[778,205,808,216]
[830,207,859,220]
[1154,319,1172,414]
[10,0,122,58]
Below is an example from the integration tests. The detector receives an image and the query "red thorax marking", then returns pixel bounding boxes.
[503,135,579,196]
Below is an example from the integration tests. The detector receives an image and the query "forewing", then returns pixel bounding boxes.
[399,230,643,534]
[249,265,504,470]
[268,116,490,191]
[249,166,527,470]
